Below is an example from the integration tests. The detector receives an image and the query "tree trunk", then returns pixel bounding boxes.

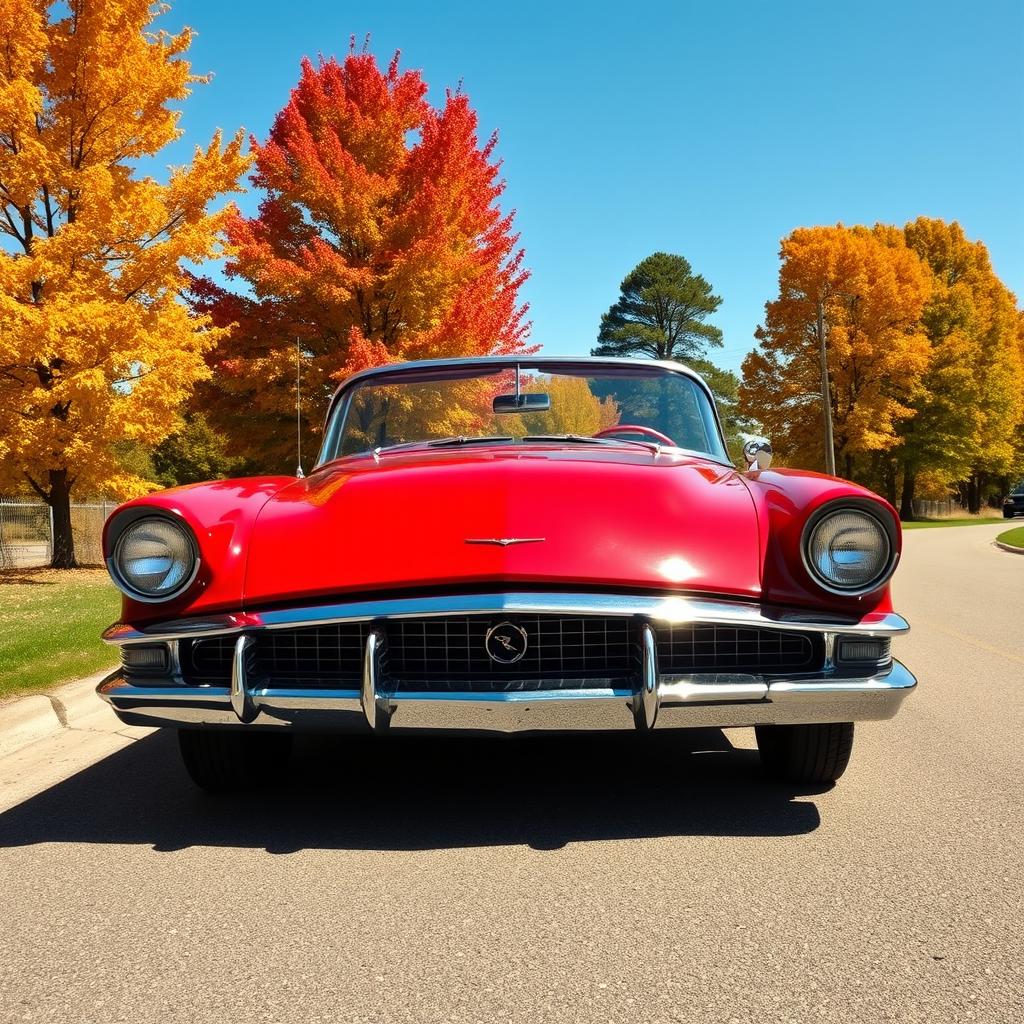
[966,475,981,515]
[48,469,77,569]
[977,471,990,510]
[816,298,836,476]
[883,461,897,507]
[899,465,916,521]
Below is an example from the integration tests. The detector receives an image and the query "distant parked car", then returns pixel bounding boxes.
[97,356,915,791]
[1003,485,1024,518]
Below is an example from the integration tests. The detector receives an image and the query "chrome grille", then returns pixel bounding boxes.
[655,623,819,674]
[183,624,370,686]
[182,636,234,682]
[253,622,370,685]
[385,616,636,690]
[181,616,824,689]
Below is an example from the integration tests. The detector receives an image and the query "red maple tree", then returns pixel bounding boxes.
[192,44,531,469]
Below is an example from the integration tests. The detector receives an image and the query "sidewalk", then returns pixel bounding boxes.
[0,670,152,813]
[0,669,120,758]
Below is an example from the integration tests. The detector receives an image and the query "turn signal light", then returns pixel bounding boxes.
[837,638,891,664]
[120,644,169,671]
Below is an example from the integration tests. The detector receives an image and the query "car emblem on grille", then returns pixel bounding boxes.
[465,537,545,546]
[485,622,529,664]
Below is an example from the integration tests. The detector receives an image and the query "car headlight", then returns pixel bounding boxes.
[110,516,199,601]
[803,507,894,594]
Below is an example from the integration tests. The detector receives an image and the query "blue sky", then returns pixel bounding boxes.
[159,0,1023,375]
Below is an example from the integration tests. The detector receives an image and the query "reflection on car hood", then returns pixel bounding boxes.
[242,445,761,606]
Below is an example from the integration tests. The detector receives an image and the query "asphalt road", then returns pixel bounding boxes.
[1,522,1022,1023]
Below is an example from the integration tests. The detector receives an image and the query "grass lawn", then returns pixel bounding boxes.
[996,525,1024,550]
[902,517,1005,530]
[0,568,120,700]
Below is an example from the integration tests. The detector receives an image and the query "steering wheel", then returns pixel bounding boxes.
[593,424,676,447]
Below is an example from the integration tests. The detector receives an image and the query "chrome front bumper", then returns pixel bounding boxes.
[97,663,916,733]
[98,592,916,734]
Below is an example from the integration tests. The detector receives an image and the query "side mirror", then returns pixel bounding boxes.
[743,438,773,472]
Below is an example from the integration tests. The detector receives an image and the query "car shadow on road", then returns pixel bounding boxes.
[0,728,824,852]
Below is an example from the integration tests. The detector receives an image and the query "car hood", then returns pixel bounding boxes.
[242,445,762,607]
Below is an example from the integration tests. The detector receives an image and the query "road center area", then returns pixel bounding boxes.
[0,523,1021,1024]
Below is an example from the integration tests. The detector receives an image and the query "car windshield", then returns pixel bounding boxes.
[319,362,728,464]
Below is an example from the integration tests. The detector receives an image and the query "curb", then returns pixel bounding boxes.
[995,540,1024,556]
[0,668,117,759]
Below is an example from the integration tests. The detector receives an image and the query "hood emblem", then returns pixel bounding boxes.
[485,622,529,664]
[465,537,545,547]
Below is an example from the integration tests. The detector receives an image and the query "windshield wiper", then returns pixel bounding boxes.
[527,433,662,454]
[427,435,515,448]
[373,435,514,456]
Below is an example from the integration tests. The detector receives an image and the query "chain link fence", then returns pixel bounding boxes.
[0,499,117,569]
[911,498,962,518]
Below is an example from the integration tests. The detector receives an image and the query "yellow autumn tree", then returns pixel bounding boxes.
[739,225,931,479]
[0,0,248,566]
[888,218,1024,515]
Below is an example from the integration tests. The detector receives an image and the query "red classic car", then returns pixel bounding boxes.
[98,357,915,790]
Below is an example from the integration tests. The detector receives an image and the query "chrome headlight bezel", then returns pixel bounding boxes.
[800,502,898,597]
[107,513,200,604]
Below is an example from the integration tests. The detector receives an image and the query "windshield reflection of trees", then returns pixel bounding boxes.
[340,372,712,454]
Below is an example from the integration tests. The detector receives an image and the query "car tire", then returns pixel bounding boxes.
[755,722,854,784]
[177,729,293,792]
[1004,511,1013,519]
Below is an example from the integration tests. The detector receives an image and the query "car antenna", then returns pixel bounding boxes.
[295,336,305,479]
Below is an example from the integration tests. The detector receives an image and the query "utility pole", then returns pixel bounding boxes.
[816,296,836,477]
[295,337,304,479]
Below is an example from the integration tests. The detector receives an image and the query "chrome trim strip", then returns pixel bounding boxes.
[660,673,768,705]
[767,672,917,698]
[465,538,546,546]
[387,687,634,702]
[96,662,916,732]
[252,688,361,712]
[333,355,709,390]
[386,691,637,733]
[103,683,231,703]
[105,615,251,644]
[102,593,910,646]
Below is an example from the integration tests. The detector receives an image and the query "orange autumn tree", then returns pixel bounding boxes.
[193,46,531,471]
[739,225,931,479]
[0,0,247,566]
